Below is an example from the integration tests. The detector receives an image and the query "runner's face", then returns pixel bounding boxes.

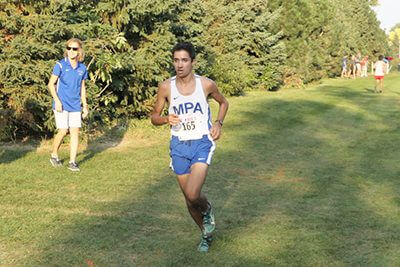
[173,50,194,78]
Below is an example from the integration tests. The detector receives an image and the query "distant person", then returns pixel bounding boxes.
[373,55,386,93]
[151,42,229,252]
[48,38,89,171]
[348,55,356,79]
[385,56,393,74]
[360,56,368,77]
[383,57,389,74]
[341,56,348,78]
[355,52,362,77]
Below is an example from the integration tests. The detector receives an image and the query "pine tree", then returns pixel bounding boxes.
[0,0,390,140]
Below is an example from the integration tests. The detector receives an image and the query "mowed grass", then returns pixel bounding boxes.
[1,73,400,266]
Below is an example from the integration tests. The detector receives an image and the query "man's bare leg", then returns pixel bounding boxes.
[176,163,215,252]
[176,163,209,230]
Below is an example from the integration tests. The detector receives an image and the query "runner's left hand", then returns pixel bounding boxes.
[210,123,222,140]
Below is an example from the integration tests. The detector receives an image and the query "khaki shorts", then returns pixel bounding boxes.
[53,110,81,129]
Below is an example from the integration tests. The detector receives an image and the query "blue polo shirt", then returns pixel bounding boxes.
[52,58,88,112]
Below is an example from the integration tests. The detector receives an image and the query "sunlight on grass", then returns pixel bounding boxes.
[1,73,400,265]
[359,182,400,220]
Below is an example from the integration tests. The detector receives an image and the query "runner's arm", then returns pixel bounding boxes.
[151,81,180,126]
[204,78,229,140]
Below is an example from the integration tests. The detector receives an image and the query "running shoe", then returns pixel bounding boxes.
[50,156,62,167]
[198,233,213,252]
[68,162,80,172]
[202,202,215,236]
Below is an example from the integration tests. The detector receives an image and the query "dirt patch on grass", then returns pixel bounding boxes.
[1,130,169,153]
[99,131,167,151]
[256,165,305,183]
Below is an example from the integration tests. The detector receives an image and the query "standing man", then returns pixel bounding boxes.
[48,38,88,171]
[151,42,229,252]
[373,55,386,93]
[341,55,348,78]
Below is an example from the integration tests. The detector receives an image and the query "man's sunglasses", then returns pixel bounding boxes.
[66,47,79,51]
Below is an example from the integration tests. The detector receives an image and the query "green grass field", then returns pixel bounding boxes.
[1,73,400,266]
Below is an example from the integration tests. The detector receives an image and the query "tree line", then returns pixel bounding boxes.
[0,0,388,141]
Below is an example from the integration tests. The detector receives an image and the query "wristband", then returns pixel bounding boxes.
[215,120,223,126]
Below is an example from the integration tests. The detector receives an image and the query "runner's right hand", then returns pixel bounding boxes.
[167,114,180,126]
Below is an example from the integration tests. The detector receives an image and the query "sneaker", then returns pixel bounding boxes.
[50,156,62,167]
[202,202,215,236]
[68,162,80,172]
[197,234,212,252]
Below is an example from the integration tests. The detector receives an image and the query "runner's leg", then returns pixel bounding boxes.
[176,162,209,230]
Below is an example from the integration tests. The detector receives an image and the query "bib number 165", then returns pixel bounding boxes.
[182,121,196,131]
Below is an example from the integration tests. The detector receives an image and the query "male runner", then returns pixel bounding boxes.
[151,42,229,252]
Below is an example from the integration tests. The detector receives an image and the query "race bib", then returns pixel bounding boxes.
[172,113,205,140]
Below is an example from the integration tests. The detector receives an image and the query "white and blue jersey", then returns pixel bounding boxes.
[169,75,216,175]
[52,58,88,112]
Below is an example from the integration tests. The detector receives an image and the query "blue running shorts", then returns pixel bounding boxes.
[170,134,216,175]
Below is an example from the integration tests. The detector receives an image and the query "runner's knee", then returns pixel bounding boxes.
[186,191,201,204]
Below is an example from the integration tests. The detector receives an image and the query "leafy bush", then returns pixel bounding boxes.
[0,0,388,141]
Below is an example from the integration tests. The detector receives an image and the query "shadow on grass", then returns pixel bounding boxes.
[0,141,40,164]
[25,84,400,265]
[364,88,375,93]
[0,104,41,164]
[78,117,129,166]
[212,96,400,265]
